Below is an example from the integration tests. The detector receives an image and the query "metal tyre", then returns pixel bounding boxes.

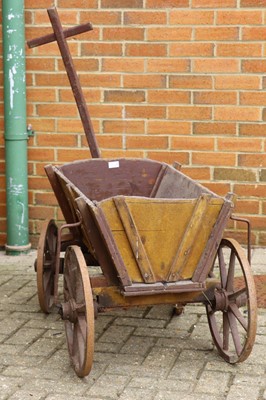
[36,219,57,313]
[206,238,257,363]
[63,246,94,377]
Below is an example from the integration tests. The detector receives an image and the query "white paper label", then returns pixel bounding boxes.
[108,160,120,169]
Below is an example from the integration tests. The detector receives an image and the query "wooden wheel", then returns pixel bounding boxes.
[36,219,58,313]
[62,246,94,377]
[206,238,257,363]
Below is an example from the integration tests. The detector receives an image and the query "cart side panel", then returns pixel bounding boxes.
[45,165,77,225]
[59,158,163,201]
[75,196,123,286]
[154,165,218,199]
[99,196,225,284]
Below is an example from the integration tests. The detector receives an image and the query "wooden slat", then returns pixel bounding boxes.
[114,197,156,284]
[150,164,168,198]
[192,195,234,283]
[95,206,132,287]
[167,194,211,281]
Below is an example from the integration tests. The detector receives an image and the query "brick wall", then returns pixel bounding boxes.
[0,0,266,248]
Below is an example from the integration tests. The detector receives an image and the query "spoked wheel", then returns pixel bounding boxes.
[206,238,257,363]
[62,246,94,378]
[36,219,58,313]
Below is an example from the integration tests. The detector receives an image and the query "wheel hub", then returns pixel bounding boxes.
[214,288,229,312]
[59,299,85,323]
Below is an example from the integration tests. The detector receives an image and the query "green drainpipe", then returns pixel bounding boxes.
[2,0,31,254]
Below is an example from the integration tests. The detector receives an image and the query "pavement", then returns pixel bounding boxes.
[0,247,265,400]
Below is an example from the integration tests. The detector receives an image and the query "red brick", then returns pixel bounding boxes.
[218,138,262,152]
[57,149,93,163]
[147,27,192,41]
[57,0,97,7]
[170,10,214,24]
[29,118,55,133]
[97,135,123,149]
[35,73,69,87]
[240,92,266,106]
[148,90,190,104]
[215,76,260,90]
[102,58,144,72]
[81,43,122,56]
[146,0,189,7]
[80,11,121,25]
[57,119,84,133]
[126,43,167,57]
[239,123,266,137]
[124,11,167,25]
[194,91,237,105]
[123,75,166,89]
[125,106,166,119]
[27,88,56,102]
[241,0,266,6]
[181,167,211,180]
[37,104,78,118]
[147,59,190,73]
[36,133,77,148]
[192,0,237,7]
[171,136,214,151]
[170,75,212,89]
[102,0,143,7]
[126,136,168,149]
[168,106,212,120]
[28,148,55,162]
[80,74,121,88]
[217,10,262,25]
[101,149,144,158]
[27,57,55,71]
[170,43,214,57]
[195,27,238,41]
[192,152,236,166]
[213,167,256,182]
[214,106,260,122]
[104,90,145,103]
[242,60,266,73]
[193,59,239,73]
[194,122,236,136]
[103,120,145,134]
[35,192,58,207]
[238,154,266,167]
[88,105,122,118]
[58,58,99,72]
[234,184,266,198]
[60,88,101,103]
[242,27,266,41]
[146,151,189,165]
[103,27,144,41]
[234,199,259,215]
[216,43,262,58]
[147,121,191,135]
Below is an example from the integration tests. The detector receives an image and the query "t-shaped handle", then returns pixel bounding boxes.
[27,8,100,158]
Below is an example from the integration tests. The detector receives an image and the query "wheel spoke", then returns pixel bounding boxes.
[229,303,248,331]
[218,247,227,288]
[226,251,235,292]
[228,310,242,356]
[64,273,75,300]
[223,313,230,351]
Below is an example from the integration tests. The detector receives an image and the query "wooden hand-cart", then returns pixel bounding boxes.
[28,8,257,378]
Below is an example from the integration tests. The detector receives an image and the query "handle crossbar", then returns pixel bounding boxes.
[27,7,101,158]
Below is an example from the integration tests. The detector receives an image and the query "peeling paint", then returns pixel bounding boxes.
[9,178,24,196]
